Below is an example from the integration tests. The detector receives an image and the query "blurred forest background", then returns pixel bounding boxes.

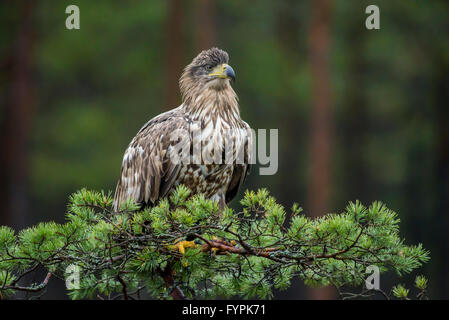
[1,0,448,299]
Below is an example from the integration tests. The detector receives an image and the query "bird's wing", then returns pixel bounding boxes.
[113,108,190,211]
[225,122,253,204]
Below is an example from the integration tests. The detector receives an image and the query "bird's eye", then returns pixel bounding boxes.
[205,64,213,71]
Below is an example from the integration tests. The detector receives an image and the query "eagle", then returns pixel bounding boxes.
[113,48,252,212]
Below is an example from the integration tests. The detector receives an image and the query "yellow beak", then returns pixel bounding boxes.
[208,64,236,82]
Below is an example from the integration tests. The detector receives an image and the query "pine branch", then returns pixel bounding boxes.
[0,186,430,300]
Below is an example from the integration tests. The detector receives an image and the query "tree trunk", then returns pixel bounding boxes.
[194,0,216,52]
[434,53,449,299]
[165,0,185,108]
[307,0,336,300]
[0,1,36,229]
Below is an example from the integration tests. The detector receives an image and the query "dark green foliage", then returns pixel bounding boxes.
[0,187,429,299]
[0,0,447,297]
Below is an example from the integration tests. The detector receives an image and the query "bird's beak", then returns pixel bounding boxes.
[209,64,236,83]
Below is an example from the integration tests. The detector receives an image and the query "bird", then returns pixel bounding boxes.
[113,48,252,219]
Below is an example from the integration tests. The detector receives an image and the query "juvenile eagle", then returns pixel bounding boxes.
[113,48,252,211]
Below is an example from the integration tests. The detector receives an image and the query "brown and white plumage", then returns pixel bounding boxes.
[113,48,252,211]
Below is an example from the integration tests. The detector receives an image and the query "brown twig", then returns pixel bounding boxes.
[5,272,52,293]
[157,265,188,300]
[194,235,284,263]
[115,273,128,300]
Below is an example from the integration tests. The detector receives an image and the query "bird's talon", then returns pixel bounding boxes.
[168,239,197,255]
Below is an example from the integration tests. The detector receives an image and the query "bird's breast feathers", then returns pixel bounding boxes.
[113,105,251,210]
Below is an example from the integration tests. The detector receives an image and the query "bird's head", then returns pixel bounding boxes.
[180,47,236,101]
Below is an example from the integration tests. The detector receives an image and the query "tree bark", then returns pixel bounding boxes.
[0,1,36,229]
[307,0,336,300]
[165,0,185,108]
[434,52,449,299]
[194,0,217,52]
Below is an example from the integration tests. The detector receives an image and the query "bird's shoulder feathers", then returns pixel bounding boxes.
[113,106,190,210]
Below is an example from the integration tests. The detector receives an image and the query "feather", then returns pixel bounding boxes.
[113,48,252,211]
